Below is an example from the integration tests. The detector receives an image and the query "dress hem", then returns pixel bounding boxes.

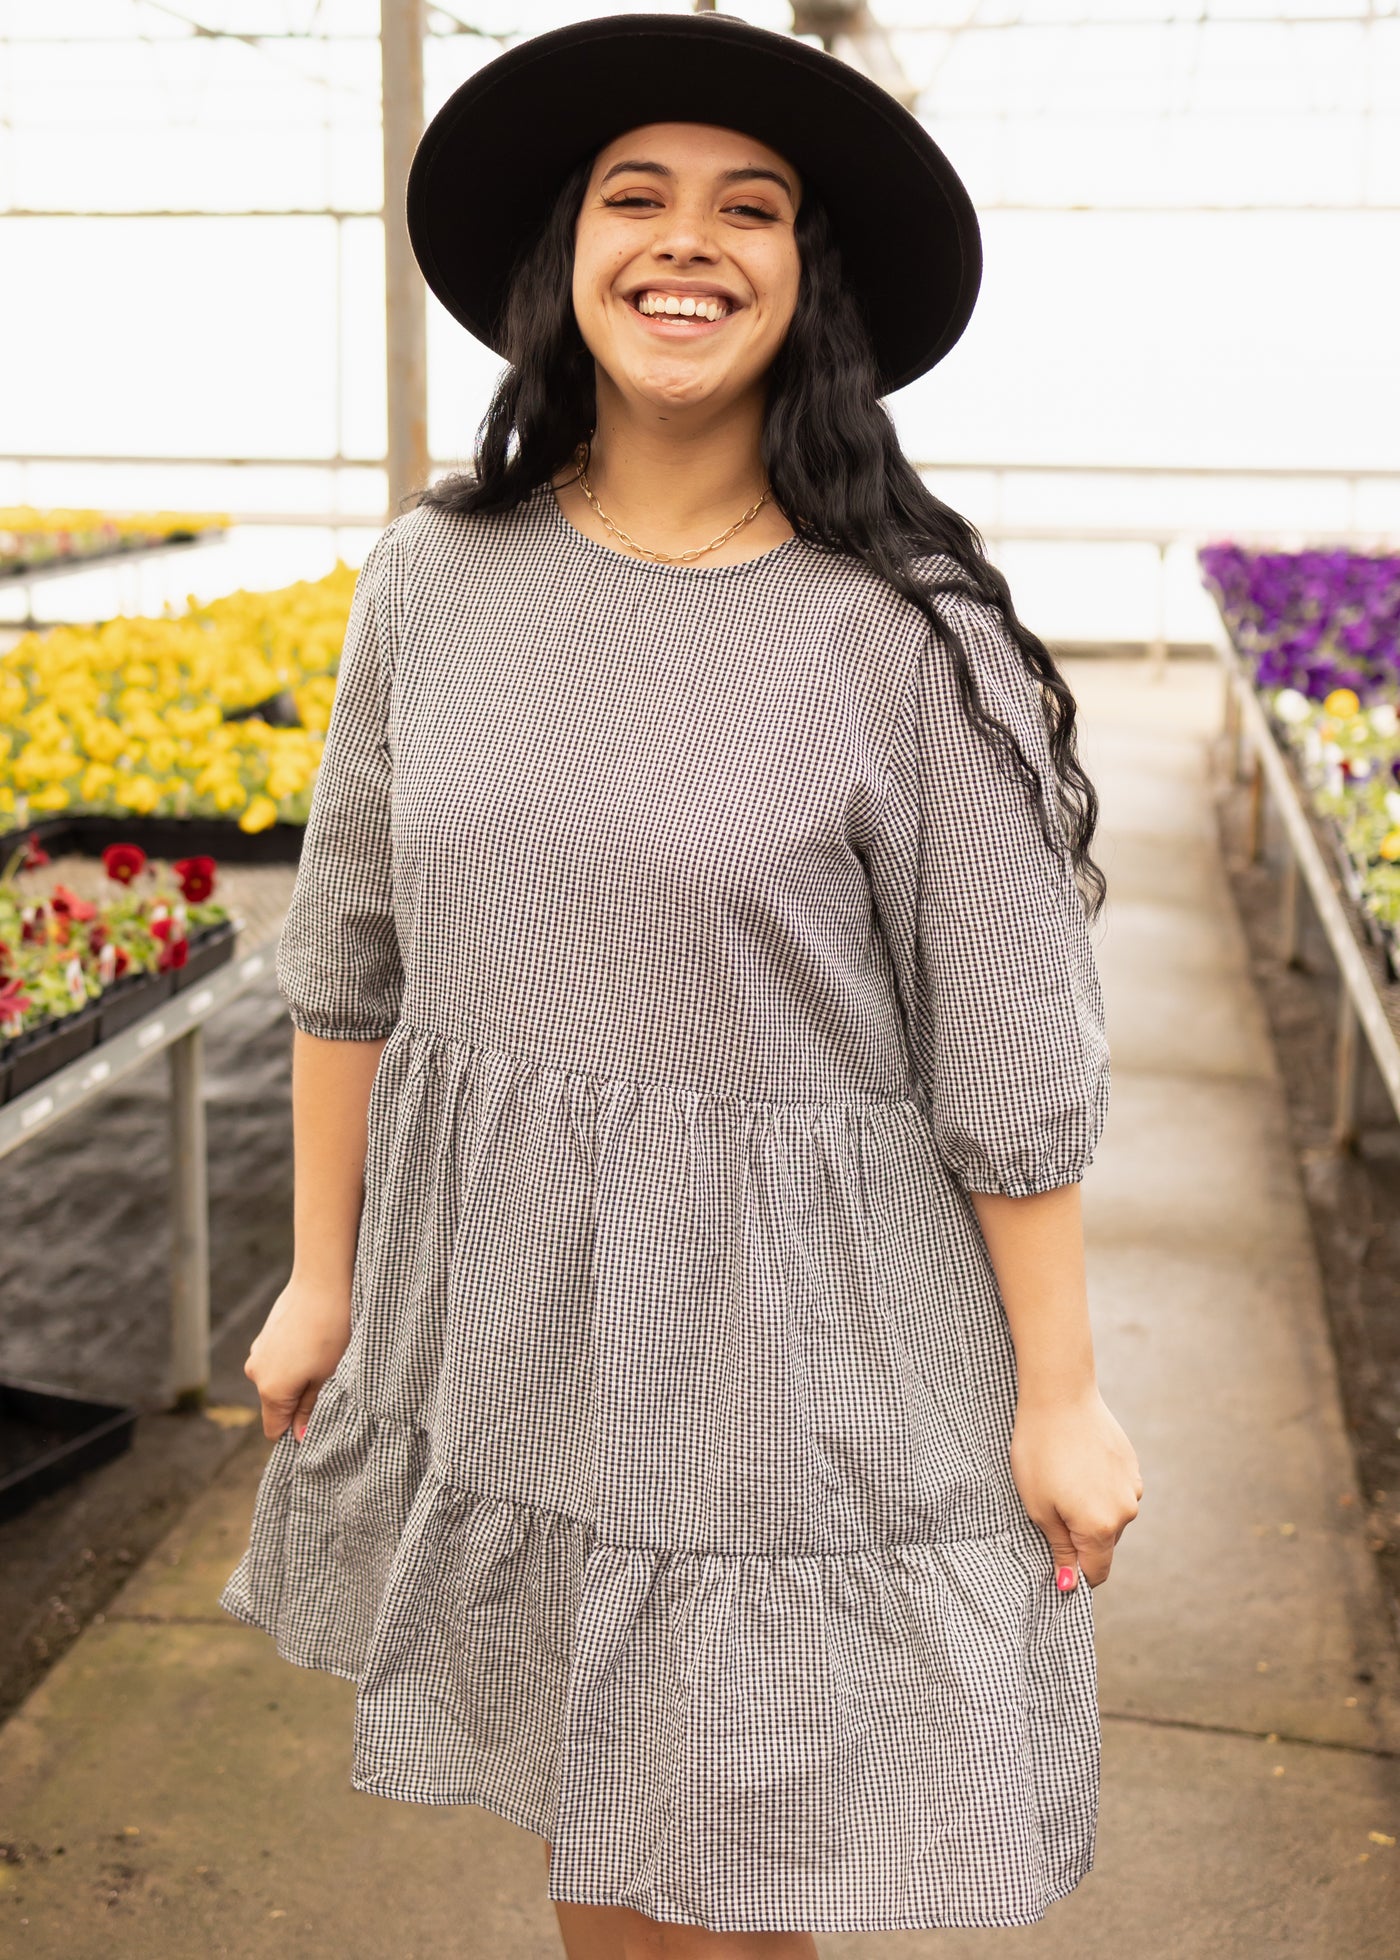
[540,1858,1095,1934]
[217,1368,1100,1935]
[226,1595,1095,1939]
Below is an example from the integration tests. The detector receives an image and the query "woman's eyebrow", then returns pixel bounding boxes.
[598,159,795,200]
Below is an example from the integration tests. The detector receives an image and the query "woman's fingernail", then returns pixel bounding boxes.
[1057,1565,1078,1591]
[295,1424,306,1441]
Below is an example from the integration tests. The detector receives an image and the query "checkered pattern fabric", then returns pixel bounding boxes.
[220,483,1111,1932]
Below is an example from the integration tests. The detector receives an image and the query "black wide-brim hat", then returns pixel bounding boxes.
[405,9,982,396]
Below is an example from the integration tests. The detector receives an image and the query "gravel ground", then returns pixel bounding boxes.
[1209,727,1400,1645]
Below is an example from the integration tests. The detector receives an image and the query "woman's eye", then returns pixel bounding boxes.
[601,196,776,221]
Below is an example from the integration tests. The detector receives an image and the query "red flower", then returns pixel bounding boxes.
[21,832,50,872]
[157,935,189,973]
[172,855,217,903]
[102,842,146,885]
[0,975,31,1020]
[51,882,98,922]
[112,945,131,978]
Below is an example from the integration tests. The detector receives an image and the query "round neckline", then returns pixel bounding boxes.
[537,479,804,577]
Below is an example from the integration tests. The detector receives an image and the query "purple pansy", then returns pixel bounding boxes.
[1198,542,1400,703]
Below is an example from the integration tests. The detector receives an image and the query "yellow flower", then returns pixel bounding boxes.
[1323,687,1361,719]
[239,794,280,833]
[264,764,309,801]
[28,783,71,811]
[80,762,116,801]
[194,763,241,797]
[115,774,162,814]
[1379,829,1400,864]
[13,745,79,790]
[2,552,360,823]
[85,717,129,764]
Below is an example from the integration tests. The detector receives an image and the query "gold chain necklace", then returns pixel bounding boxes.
[571,440,773,564]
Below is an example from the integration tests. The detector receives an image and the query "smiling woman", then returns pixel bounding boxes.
[221,13,1142,1958]
[553,121,804,565]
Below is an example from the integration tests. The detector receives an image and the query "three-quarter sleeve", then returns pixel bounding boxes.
[866,573,1111,1198]
[275,520,405,1040]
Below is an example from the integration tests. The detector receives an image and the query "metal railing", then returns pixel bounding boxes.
[0,938,269,1411]
[1215,636,1400,1141]
[4,456,1396,657]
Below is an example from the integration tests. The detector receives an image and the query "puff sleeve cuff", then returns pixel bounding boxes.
[274,520,405,1041]
[866,576,1111,1198]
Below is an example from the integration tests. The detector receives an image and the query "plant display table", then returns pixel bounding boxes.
[0,920,272,1416]
[1,555,354,848]
[0,1381,139,1523]
[1201,542,1400,1145]
[1,832,241,1103]
[0,506,229,582]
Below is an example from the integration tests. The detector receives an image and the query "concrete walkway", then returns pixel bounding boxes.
[2,656,1398,1957]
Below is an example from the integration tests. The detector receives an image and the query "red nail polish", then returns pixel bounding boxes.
[1056,1565,1077,1592]
[295,1424,306,1441]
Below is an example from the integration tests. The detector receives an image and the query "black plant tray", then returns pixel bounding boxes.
[95,965,177,1040]
[1372,917,1396,980]
[0,530,202,581]
[171,916,238,991]
[0,920,238,1106]
[0,996,102,1105]
[0,811,305,865]
[1321,814,1398,965]
[0,1379,139,1522]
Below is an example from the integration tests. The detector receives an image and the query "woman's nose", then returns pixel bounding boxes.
[648,202,719,262]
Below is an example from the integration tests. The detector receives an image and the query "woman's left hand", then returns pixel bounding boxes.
[1010,1384,1143,1591]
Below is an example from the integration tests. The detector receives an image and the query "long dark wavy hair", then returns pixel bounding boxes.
[416,155,1106,921]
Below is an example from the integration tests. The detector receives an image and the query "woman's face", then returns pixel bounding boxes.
[571,121,802,418]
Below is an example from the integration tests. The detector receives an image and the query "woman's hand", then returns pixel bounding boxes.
[1010,1384,1143,1591]
[243,1276,353,1443]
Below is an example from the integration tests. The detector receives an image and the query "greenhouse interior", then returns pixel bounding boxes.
[1,3,1398,1955]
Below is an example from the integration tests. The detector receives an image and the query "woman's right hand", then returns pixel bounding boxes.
[243,1275,353,1443]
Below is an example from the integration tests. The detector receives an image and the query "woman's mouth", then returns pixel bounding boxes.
[624,289,736,333]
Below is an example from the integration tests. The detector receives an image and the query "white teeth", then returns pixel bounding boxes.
[635,291,728,320]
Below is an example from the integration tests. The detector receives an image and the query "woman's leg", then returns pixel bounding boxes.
[547,1840,630,1960]
[545,1839,820,1960]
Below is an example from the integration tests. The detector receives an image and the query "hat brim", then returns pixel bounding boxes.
[405,10,981,396]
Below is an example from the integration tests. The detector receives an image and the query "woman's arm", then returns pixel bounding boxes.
[244,521,407,1442]
[970,1182,1141,1590]
[289,1028,387,1294]
[968,1184,1096,1406]
[244,1030,386,1442]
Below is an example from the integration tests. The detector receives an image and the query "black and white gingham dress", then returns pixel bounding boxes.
[219,482,1112,1933]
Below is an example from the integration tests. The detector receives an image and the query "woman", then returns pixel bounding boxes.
[222,13,1143,1954]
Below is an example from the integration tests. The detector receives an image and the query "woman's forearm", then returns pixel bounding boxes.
[967,1183,1098,1408]
[288,1029,388,1296]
